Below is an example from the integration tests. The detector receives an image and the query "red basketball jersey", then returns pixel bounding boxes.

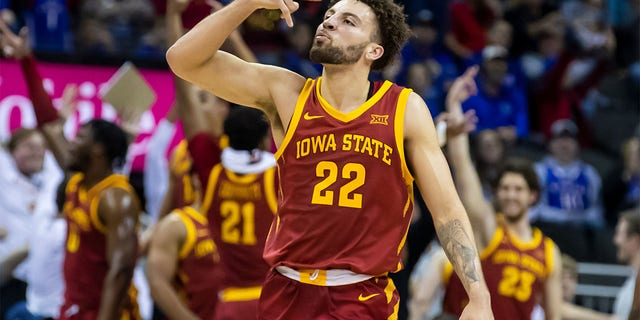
[201,163,277,289]
[173,206,221,319]
[170,140,198,208]
[264,78,415,275]
[62,173,140,316]
[442,225,555,319]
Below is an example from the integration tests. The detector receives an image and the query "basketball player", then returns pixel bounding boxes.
[443,67,562,320]
[55,119,141,320]
[166,0,493,318]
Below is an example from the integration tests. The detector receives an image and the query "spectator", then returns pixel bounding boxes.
[0,20,65,319]
[504,0,561,58]
[462,45,529,142]
[605,136,640,225]
[613,209,640,320]
[445,0,500,62]
[531,119,605,229]
[472,129,506,200]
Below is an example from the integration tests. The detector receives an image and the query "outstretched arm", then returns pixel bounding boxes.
[146,213,199,320]
[404,92,492,320]
[97,188,140,320]
[166,0,305,120]
[445,67,496,248]
[0,21,72,168]
[167,0,228,140]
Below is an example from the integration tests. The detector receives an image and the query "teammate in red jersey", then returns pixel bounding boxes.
[443,67,562,320]
[57,120,141,320]
[166,0,493,318]
[146,203,221,320]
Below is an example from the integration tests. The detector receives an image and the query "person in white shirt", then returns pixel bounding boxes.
[0,128,64,318]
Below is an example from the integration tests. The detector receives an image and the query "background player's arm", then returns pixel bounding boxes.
[146,214,200,320]
[543,245,563,320]
[404,91,492,320]
[97,188,140,320]
[408,247,447,320]
[166,0,305,121]
[445,67,496,248]
[630,268,640,320]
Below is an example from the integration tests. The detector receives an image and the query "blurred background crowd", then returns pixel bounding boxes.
[0,0,638,319]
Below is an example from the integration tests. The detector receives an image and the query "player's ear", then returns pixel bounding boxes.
[365,43,384,62]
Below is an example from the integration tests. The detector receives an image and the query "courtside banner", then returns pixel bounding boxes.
[0,60,182,170]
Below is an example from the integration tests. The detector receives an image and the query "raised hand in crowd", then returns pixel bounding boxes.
[0,20,29,59]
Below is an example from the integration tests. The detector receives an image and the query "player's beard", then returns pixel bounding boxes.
[309,41,368,65]
[502,208,528,223]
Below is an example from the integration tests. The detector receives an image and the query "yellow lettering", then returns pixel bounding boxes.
[371,139,383,158]
[382,145,393,165]
[361,136,373,156]
[195,239,216,257]
[352,134,365,152]
[342,134,352,151]
[326,134,337,152]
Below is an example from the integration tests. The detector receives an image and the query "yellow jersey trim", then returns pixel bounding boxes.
[442,262,454,285]
[170,140,191,175]
[264,167,278,214]
[201,164,224,215]
[544,237,556,277]
[225,169,258,184]
[219,286,262,302]
[174,209,198,259]
[316,77,393,123]
[394,88,414,185]
[88,175,132,235]
[508,227,543,251]
[480,226,505,260]
[384,277,396,303]
[274,78,314,160]
[182,206,207,225]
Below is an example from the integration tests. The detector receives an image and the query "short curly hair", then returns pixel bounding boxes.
[328,0,411,70]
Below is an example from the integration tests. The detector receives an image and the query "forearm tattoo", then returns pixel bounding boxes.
[438,219,479,283]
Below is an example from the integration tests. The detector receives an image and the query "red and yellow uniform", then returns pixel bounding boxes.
[201,163,277,320]
[170,140,198,207]
[260,78,414,318]
[172,206,221,320]
[442,224,556,319]
[60,173,140,320]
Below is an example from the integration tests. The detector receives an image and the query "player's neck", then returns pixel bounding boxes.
[505,217,534,241]
[320,66,371,113]
[81,165,112,189]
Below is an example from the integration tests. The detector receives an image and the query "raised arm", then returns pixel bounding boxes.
[146,213,199,320]
[167,0,228,140]
[404,92,492,320]
[0,21,72,169]
[166,0,305,119]
[445,67,496,248]
[97,188,140,320]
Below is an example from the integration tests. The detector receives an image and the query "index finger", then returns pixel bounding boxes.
[279,0,294,27]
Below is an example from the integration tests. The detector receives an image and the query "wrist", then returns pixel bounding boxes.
[467,283,491,302]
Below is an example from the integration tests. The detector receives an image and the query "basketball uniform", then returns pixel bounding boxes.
[442,224,556,319]
[170,140,198,208]
[59,173,140,320]
[201,163,277,320]
[172,206,221,320]
[260,77,415,319]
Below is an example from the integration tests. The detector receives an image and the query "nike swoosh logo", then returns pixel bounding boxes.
[358,293,380,302]
[303,112,324,120]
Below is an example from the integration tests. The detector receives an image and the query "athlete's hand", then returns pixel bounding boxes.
[251,0,300,27]
[460,297,494,320]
